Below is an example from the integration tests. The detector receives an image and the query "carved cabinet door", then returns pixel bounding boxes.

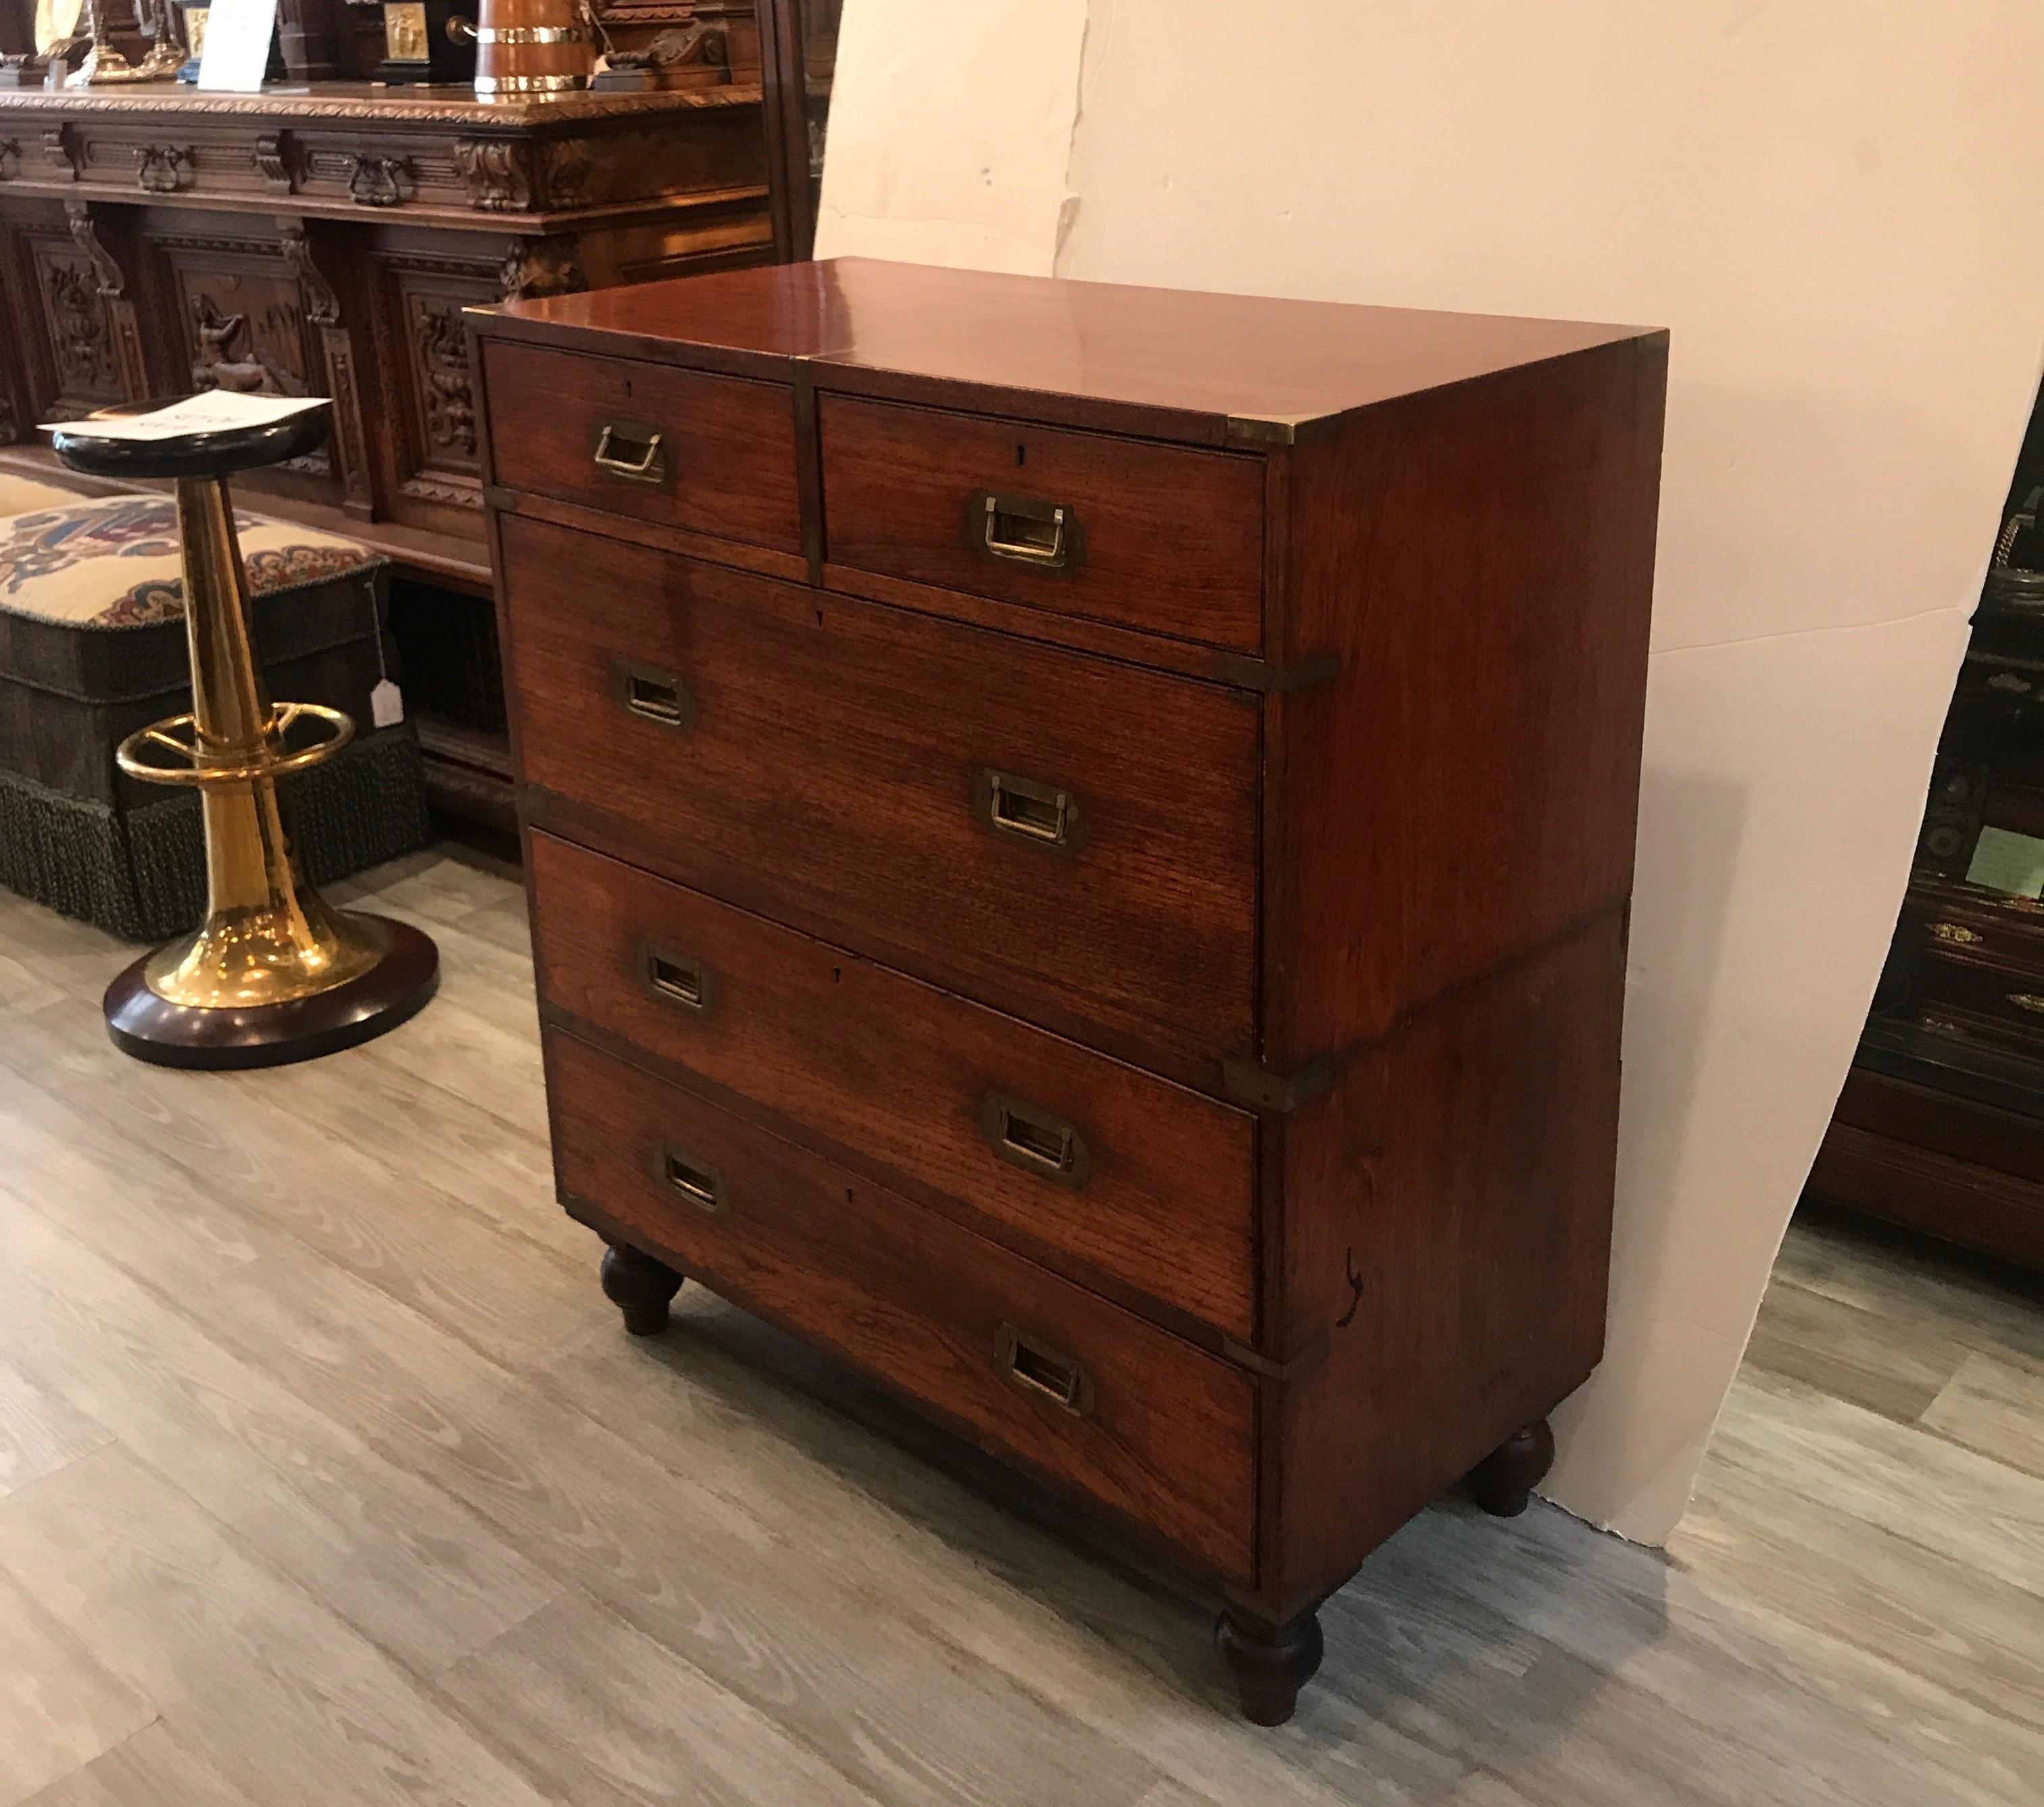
[2,205,132,426]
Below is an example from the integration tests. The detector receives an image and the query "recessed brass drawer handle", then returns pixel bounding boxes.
[612,660,694,731]
[638,942,711,1013]
[2008,993,2044,1016]
[970,490,1084,573]
[652,1142,727,1214]
[981,1092,1090,1188]
[975,767,1083,853]
[994,1324,1094,1416]
[592,420,668,485]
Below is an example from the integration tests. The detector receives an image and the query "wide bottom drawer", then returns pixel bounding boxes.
[545,1027,1258,1583]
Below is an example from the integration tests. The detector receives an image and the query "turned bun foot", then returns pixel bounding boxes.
[600,1242,684,1336]
[1467,1418,1556,1517]
[1216,1606,1324,1726]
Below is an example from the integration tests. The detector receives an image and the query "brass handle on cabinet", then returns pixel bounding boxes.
[974,768,1082,853]
[638,943,711,1014]
[2009,993,2044,1016]
[994,1324,1094,1416]
[981,1093,1090,1189]
[652,1142,727,1214]
[970,491,1082,573]
[593,420,668,485]
[612,660,694,731]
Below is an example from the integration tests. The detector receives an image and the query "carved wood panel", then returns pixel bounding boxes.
[368,247,500,524]
[145,223,334,485]
[22,228,124,417]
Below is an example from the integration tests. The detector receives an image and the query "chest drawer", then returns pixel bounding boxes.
[547,1028,1258,1583]
[820,396,1266,653]
[484,343,803,555]
[529,833,1258,1339]
[502,514,1259,1058]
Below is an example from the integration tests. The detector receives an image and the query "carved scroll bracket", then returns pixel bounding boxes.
[65,201,127,299]
[136,145,197,195]
[499,237,587,301]
[277,218,372,517]
[62,201,148,403]
[455,138,536,214]
[276,219,341,327]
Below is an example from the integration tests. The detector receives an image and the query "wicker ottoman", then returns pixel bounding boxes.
[0,492,430,942]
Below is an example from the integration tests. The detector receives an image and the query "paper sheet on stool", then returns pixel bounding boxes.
[39,393,331,441]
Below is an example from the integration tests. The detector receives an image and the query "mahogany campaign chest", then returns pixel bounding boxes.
[471,259,1667,1724]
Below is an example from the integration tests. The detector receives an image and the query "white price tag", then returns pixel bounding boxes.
[369,680,405,729]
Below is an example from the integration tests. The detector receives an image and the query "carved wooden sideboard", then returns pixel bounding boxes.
[0,82,771,588]
[0,80,773,823]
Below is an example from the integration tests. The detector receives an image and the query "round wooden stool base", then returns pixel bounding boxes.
[103,916,440,1070]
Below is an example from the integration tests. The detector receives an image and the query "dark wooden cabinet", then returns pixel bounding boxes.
[1807,417,2044,1272]
[472,258,1668,1724]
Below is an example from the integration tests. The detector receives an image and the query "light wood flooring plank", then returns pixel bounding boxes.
[0,1444,561,1807]
[1742,1272,1971,1423]
[0,1568,155,1807]
[1922,1350,2044,1480]
[0,1357,111,1498]
[542,1296,1475,1806]
[1772,1212,2044,1366]
[1709,1368,2044,1600]
[1682,1375,2044,1741]
[22,1721,262,1807]
[0,1203,560,1680]
[0,999,591,1374]
[179,1249,1178,1807]
[435,1591,896,1807]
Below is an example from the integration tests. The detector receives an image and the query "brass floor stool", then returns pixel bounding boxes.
[51,405,439,1068]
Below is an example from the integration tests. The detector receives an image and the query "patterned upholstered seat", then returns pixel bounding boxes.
[0,489,429,941]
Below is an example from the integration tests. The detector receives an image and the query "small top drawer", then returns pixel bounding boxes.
[819,396,1266,653]
[483,342,804,555]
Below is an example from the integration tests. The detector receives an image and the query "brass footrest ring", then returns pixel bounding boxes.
[115,701,357,789]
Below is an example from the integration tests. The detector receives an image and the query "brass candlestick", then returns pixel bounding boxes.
[50,405,439,1068]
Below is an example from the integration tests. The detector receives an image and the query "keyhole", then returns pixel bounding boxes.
[1015,443,1027,467]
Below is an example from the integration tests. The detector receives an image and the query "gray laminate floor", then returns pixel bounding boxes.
[1,845,2039,1806]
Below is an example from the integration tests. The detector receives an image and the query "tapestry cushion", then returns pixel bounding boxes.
[0,494,379,629]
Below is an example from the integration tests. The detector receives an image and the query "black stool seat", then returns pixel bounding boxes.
[49,405,332,481]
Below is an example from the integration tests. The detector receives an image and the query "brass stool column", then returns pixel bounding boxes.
[51,406,439,1068]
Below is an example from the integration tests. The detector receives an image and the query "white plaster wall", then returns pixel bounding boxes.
[817,1,2044,1540]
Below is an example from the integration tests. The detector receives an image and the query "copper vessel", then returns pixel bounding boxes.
[465,0,594,98]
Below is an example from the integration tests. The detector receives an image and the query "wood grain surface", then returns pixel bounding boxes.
[500,513,1261,1062]
[819,395,1266,651]
[545,1026,1259,1582]
[483,343,804,556]
[527,833,1259,1339]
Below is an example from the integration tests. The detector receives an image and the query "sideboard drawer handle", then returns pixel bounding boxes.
[976,768,1081,852]
[971,490,1083,572]
[994,1324,1094,1416]
[612,660,694,730]
[639,943,710,1013]
[593,420,668,485]
[981,1092,1090,1188]
[2009,993,2044,1016]
[654,1143,727,1214]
